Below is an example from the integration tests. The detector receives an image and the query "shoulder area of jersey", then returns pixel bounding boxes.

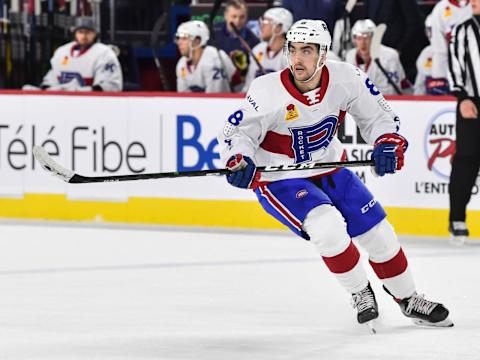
[203,45,227,57]
[252,41,268,53]
[325,60,362,80]
[345,47,357,60]
[380,44,400,57]
[176,55,188,69]
[92,42,118,55]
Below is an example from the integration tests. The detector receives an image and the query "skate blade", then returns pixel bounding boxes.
[365,319,377,334]
[412,317,454,328]
[450,235,466,245]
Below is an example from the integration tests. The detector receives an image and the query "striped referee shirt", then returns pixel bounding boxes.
[448,16,480,99]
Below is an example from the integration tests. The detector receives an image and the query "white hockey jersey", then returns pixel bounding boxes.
[345,45,406,95]
[176,45,236,93]
[414,45,433,95]
[42,41,123,91]
[430,0,471,78]
[243,42,287,92]
[218,61,400,183]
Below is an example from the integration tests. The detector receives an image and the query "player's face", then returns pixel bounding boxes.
[472,0,480,15]
[354,34,372,57]
[175,35,191,57]
[225,6,247,32]
[259,16,273,41]
[75,29,97,47]
[288,43,320,81]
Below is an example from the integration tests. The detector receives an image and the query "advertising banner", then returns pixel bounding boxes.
[0,92,478,235]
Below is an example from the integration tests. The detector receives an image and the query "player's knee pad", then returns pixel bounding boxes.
[354,219,400,263]
[303,205,351,257]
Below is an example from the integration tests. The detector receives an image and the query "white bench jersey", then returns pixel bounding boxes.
[414,45,434,95]
[345,45,406,95]
[42,41,122,91]
[243,42,288,92]
[430,0,471,78]
[176,45,236,93]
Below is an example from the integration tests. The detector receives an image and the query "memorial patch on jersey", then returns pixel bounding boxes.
[444,6,452,18]
[256,52,264,63]
[289,116,338,163]
[62,56,69,66]
[181,67,187,79]
[424,57,432,69]
[285,104,299,121]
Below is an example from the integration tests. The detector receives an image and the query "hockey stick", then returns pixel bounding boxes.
[370,23,402,95]
[151,12,170,91]
[340,0,357,60]
[32,145,374,184]
[230,22,266,75]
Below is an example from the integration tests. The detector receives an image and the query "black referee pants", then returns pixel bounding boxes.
[449,97,480,222]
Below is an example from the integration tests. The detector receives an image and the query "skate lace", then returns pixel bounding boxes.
[405,293,438,316]
[352,287,375,312]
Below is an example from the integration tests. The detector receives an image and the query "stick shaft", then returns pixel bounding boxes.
[33,144,373,184]
[70,160,375,183]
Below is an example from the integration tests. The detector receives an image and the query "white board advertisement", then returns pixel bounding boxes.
[0,93,476,211]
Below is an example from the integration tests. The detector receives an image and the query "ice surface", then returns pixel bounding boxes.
[0,222,479,360]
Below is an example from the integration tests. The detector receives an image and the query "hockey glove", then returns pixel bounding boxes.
[372,133,408,176]
[226,154,260,189]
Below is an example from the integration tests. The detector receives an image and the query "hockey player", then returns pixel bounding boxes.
[346,19,410,95]
[242,8,293,92]
[40,17,122,92]
[175,20,237,93]
[430,0,471,93]
[218,19,453,330]
[414,15,434,95]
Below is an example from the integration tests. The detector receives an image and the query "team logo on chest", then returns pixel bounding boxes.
[285,104,299,121]
[289,115,339,163]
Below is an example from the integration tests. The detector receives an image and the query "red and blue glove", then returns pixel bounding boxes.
[226,154,260,189]
[372,133,408,176]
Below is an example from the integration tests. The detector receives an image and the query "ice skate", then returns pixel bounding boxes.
[449,221,469,245]
[352,282,379,333]
[384,286,453,327]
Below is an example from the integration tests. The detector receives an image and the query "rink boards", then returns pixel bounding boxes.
[0,91,478,237]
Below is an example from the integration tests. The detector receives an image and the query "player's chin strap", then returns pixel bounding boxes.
[268,24,283,47]
[187,38,202,61]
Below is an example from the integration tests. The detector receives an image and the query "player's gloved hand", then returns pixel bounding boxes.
[226,154,260,189]
[372,133,408,176]
[425,77,450,95]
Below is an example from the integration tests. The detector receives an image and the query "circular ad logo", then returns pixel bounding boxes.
[424,109,456,180]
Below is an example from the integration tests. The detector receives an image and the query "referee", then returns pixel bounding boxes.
[447,0,480,243]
